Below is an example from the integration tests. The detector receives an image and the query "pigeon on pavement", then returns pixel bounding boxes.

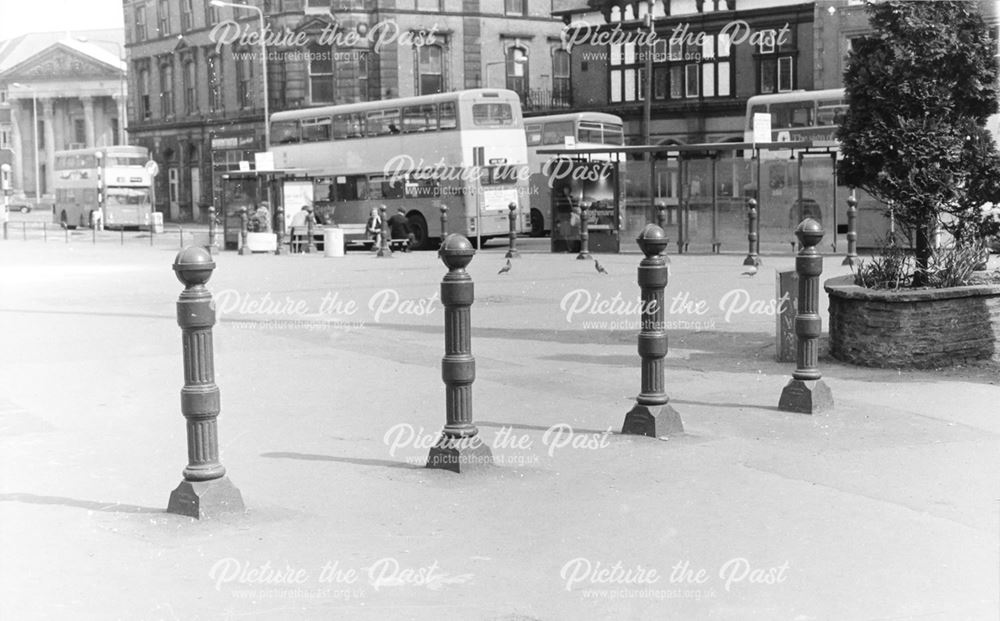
[498,259,512,275]
[594,259,608,275]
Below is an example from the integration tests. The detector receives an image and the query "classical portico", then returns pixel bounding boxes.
[0,40,125,201]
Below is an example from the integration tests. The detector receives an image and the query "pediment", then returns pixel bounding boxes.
[0,43,121,82]
[291,14,338,37]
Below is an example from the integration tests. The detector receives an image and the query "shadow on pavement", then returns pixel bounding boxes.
[261,451,421,471]
[0,493,161,514]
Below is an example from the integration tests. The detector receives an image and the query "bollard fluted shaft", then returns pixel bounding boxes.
[576,203,592,260]
[168,247,244,518]
[505,202,520,259]
[427,235,492,472]
[622,224,683,437]
[779,220,833,414]
[743,198,760,266]
[207,205,217,254]
[274,204,286,255]
[843,195,858,266]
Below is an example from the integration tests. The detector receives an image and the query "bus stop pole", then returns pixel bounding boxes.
[755,147,762,261]
[711,153,719,253]
[831,154,838,252]
[796,152,804,252]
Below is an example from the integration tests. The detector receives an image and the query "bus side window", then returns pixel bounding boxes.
[440,102,457,130]
[525,124,542,146]
[543,121,573,145]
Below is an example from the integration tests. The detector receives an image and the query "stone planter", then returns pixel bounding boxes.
[824,275,1000,368]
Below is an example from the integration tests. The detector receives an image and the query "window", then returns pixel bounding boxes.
[542,121,573,145]
[553,49,571,104]
[440,102,457,129]
[301,117,332,142]
[416,0,441,10]
[207,53,223,111]
[111,118,120,145]
[135,5,147,42]
[758,26,796,94]
[525,123,542,146]
[365,109,402,136]
[0,126,10,149]
[402,104,440,132]
[206,1,221,25]
[181,0,194,30]
[309,43,334,104]
[506,47,528,98]
[472,103,514,126]
[271,120,300,144]
[74,119,86,145]
[182,59,196,113]
[139,67,151,120]
[159,62,174,117]
[418,45,444,95]
[157,0,170,36]
[332,113,366,138]
[505,0,525,16]
[236,51,253,108]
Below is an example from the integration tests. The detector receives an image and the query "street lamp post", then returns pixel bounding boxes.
[11,83,40,204]
[211,0,270,151]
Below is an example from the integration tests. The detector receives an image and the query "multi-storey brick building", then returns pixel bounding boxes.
[552,0,817,145]
[123,0,568,221]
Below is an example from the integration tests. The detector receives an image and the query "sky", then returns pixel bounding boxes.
[0,0,125,41]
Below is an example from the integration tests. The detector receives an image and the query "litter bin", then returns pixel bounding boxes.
[324,227,344,257]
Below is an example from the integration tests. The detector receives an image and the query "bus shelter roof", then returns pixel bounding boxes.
[536,140,838,157]
[219,168,311,178]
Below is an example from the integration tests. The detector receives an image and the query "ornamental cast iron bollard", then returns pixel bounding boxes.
[307,209,317,254]
[167,247,245,518]
[274,203,286,255]
[427,234,493,472]
[576,202,592,260]
[505,202,520,259]
[842,194,858,266]
[778,219,834,414]
[440,203,448,248]
[621,224,684,437]
[743,197,760,267]
[376,204,392,258]
[238,207,249,255]
[207,205,217,254]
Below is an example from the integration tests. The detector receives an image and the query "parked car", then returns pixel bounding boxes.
[6,202,31,214]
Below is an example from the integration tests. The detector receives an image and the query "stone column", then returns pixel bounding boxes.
[41,99,55,197]
[82,97,96,148]
[9,103,23,192]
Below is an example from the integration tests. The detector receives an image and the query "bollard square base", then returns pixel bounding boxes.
[426,438,494,473]
[622,402,684,438]
[167,477,245,519]
[841,255,857,267]
[743,254,761,267]
[505,249,521,259]
[778,379,833,415]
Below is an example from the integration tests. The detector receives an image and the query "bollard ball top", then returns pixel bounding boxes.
[747,198,758,209]
[440,204,448,214]
[439,234,476,270]
[794,218,825,248]
[847,195,858,208]
[508,202,517,212]
[636,223,669,258]
[173,246,216,286]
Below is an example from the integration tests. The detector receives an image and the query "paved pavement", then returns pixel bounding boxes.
[0,238,998,621]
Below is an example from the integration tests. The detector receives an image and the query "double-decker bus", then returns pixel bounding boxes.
[268,89,530,249]
[524,112,624,236]
[54,146,153,229]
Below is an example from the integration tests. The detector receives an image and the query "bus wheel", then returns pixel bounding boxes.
[407,212,429,250]
[530,209,545,237]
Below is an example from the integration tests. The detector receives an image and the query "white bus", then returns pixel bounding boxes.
[524,112,624,236]
[53,146,153,229]
[269,89,530,249]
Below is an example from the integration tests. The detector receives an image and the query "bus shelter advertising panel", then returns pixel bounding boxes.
[549,160,620,254]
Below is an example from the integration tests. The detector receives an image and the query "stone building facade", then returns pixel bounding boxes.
[123,0,568,221]
[0,31,126,202]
